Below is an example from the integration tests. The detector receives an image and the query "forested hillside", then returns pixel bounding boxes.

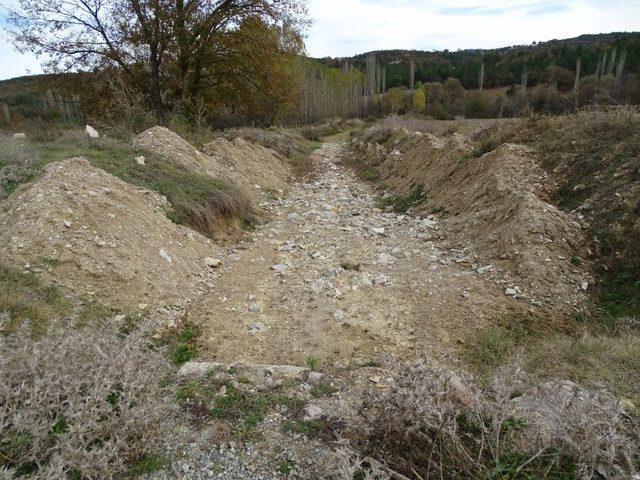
[321,32,640,91]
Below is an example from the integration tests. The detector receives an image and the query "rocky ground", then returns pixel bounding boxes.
[188,141,532,367]
[149,140,580,478]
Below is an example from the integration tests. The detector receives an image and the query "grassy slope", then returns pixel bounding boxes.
[0,127,256,238]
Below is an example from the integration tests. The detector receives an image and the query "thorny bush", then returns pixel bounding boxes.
[0,318,175,478]
[343,360,639,479]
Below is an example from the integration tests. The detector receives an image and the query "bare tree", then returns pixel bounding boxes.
[409,58,415,91]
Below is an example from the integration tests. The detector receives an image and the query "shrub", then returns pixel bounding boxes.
[0,319,174,478]
[465,90,491,118]
[352,360,639,479]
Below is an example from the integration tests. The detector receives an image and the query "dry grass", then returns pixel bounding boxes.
[345,359,639,480]
[0,318,175,478]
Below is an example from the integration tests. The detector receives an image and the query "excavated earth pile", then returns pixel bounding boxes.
[134,126,290,202]
[203,137,290,194]
[0,157,218,310]
[350,130,590,313]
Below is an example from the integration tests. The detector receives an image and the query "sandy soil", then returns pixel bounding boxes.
[189,141,526,367]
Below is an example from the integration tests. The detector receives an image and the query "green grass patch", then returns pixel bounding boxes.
[310,382,337,398]
[378,185,426,213]
[361,168,380,181]
[210,385,305,439]
[277,459,295,475]
[305,355,320,370]
[0,262,71,334]
[129,453,171,476]
[281,419,324,435]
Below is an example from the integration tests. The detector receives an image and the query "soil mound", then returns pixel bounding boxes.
[352,130,589,312]
[0,157,218,310]
[133,126,225,178]
[134,127,290,202]
[202,137,290,194]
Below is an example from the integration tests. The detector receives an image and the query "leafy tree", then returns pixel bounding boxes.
[386,87,404,114]
[412,82,426,113]
[7,0,308,122]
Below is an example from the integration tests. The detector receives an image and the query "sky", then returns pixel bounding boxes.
[1,0,639,80]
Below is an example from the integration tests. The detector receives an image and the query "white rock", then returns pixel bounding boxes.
[377,252,396,265]
[421,218,438,228]
[248,302,260,313]
[302,404,324,421]
[477,265,493,274]
[159,249,172,263]
[581,281,589,291]
[360,275,373,287]
[63,220,72,228]
[271,264,288,273]
[333,309,345,320]
[368,227,385,236]
[248,322,267,334]
[307,372,324,384]
[505,287,517,296]
[374,274,390,285]
[85,124,99,138]
[134,155,146,165]
[12,132,26,139]
[205,257,222,268]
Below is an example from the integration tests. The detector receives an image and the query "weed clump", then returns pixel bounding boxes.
[348,360,639,479]
[0,319,174,478]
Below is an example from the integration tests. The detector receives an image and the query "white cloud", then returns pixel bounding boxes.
[1,0,639,79]
[305,0,640,57]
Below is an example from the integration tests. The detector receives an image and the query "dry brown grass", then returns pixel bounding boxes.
[344,359,639,480]
[0,318,175,478]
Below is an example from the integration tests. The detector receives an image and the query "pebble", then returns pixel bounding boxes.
[205,257,222,268]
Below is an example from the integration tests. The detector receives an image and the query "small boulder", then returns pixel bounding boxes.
[85,125,99,138]
[205,257,222,268]
[301,404,323,421]
[12,132,26,139]
[307,372,325,385]
[134,155,146,166]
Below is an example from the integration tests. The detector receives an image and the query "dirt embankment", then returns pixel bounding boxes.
[0,157,218,310]
[350,128,590,314]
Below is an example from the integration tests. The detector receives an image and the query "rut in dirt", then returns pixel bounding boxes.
[184,141,517,367]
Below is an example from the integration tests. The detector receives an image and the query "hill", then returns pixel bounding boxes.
[318,32,640,90]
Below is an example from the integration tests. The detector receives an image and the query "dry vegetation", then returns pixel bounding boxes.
[338,360,639,480]
[0,316,175,478]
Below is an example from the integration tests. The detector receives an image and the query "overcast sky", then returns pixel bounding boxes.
[1,0,639,80]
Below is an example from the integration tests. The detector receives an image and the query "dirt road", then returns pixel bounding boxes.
[189,141,518,367]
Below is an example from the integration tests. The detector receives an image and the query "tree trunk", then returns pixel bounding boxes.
[149,48,165,123]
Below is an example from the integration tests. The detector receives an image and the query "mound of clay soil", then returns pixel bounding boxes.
[203,137,290,194]
[134,126,289,202]
[352,130,590,312]
[0,158,219,310]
